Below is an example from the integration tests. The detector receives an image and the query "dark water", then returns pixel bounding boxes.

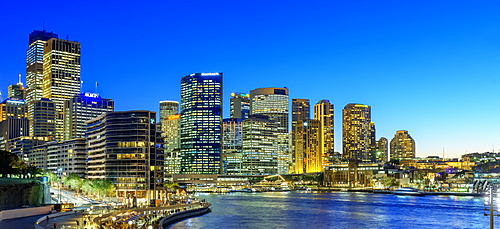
[168,191,496,229]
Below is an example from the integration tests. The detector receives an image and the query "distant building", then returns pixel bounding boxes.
[230,93,250,120]
[8,76,25,99]
[159,100,179,121]
[241,115,278,175]
[42,37,81,140]
[323,161,383,187]
[222,118,243,174]
[180,73,222,174]
[390,130,415,160]
[8,136,49,162]
[375,137,388,162]
[0,118,29,151]
[162,114,181,174]
[314,100,334,166]
[31,98,56,139]
[292,98,310,133]
[342,103,376,161]
[0,98,27,121]
[86,111,164,201]
[294,119,321,173]
[63,92,114,140]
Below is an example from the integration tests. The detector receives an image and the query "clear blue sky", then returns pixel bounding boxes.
[1,0,500,158]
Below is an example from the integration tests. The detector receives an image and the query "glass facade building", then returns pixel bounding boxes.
[376,137,389,162]
[314,100,334,166]
[180,73,222,174]
[241,115,278,175]
[342,103,376,161]
[294,119,321,173]
[222,118,243,174]
[159,101,179,121]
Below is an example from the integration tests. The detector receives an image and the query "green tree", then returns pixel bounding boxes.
[0,150,23,178]
[165,181,180,192]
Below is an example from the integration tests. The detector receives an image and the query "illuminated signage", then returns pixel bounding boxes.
[167,114,180,120]
[200,73,220,76]
[84,92,99,98]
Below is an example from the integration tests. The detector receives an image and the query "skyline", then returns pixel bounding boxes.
[2,1,500,157]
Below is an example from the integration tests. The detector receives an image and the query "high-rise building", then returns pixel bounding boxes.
[31,98,56,139]
[230,93,250,120]
[294,119,322,173]
[180,73,222,174]
[25,30,58,135]
[42,37,81,140]
[222,118,243,174]
[8,75,25,99]
[63,92,114,140]
[46,138,87,177]
[159,101,179,121]
[250,87,290,174]
[0,98,29,151]
[314,100,334,167]
[0,98,27,121]
[375,137,388,162]
[292,99,310,133]
[342,103,376,161]
[86,111,164,201]
[241,115,278,175]
[390,130,415,160]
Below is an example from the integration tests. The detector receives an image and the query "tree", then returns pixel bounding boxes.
[165,181,180,192]
[0,150,22,178]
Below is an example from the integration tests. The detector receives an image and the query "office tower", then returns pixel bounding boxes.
[42,37,81,140]
[63,92,114,140]
[8,136,48,162]
[292,99,310,133]
[375,137,388,162]
[46,138,87,177]
[31,98,56,139]
[230,93,250,119]
[0,98,26,120]
[8,75,25,99]
[342,103,376,161]
[0,118,29,151]
[314,100,334,166]
[180,73,222,174]
[25,30,59,134]
[162,113,181,174]
[222,118,243,174]
[250,87,290,174]
[159,101,179,121]
[241,115,278,175]
[390,130,416,160]
[294,119,322,173]
[86,111,164,201]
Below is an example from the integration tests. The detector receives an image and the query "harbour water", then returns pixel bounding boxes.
[168,191,496,229]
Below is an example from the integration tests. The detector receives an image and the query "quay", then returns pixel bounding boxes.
[310,187,485,196]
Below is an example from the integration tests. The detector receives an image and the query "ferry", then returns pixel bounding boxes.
[393,187,426,196]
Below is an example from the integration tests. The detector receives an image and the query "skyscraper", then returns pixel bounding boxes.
[294,119,322,173]
[342,103,376,161]
[8,75,25,99]
[390,130,415,160]
[159,100,179,121]
[250,87,289,133]
[375,137,388,162]
[241,115,278,175]
[230,93,250,120]
[180,73,222,174]
[63,92,114,140]
[42,37,81,140]
[314,100,334,166]
[31,98,56,139]
[292,99,310,133]
[222,118,243,174]
[25,30,58,135]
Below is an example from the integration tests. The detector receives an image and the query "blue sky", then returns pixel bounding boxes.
[1,0,500,158]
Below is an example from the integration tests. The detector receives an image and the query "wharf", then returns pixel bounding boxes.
[310,187,484,197]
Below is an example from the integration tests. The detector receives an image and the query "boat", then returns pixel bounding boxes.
[230,188,253,193]
[393,187,426,196]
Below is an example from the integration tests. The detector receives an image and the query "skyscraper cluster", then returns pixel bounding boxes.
[1,29,417,197]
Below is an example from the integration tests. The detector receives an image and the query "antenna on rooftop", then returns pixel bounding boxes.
[80,80,84,93]
[17,74,23,86]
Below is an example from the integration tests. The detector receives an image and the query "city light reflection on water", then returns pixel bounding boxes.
[168,192,497,229]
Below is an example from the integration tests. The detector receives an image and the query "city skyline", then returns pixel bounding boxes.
[2,1,500,157]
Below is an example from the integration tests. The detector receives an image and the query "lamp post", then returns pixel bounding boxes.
[57,168,63,203]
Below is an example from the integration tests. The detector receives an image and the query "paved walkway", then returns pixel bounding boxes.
[38,212,96,229]
[0,214,47,228]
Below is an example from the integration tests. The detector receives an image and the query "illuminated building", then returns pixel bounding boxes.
[47,138,87,177]
[25,30,58,136]
[250,87,290,174]
[314,100,334,166]
[342,103,376,161]
[390,130,415,160]
[294,119,322,173]
[230,93,250,119]
[222,118,243,174]
[180,73,222,174]
[86,111,164,201]
[31,98,56,139]
[0,98,29,150]
[241,115,278,175]
[8,136,49,162]
[162,113,181,174]
[63,92,114,140]
[8,75,25,99]
[375,137,388,162]
[0,98,27,121]
[291,99,310,171]
[42,37,81,140]
[323,161,383,187]
[159,100,179,121]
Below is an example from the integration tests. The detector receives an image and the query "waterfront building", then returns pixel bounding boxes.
[342,103,376,161]
[25,30,58,136]
[159,100,179,121]
[294,119,322,173]
[42,37,81,140]
[31,98,56,139]
[241,114,278,175]
[222,118,243,174]
[390,130,416,160]
[230,93,250,120]
[323,161,383,187]
[375,137,388,162]
[180,73,222,174]
[8,75,25,99]
[47,138,87,177]
[225,152,244,175]
[291,99,310,171]
[86,111,164,201]
[314,100,334,167]
[63,92,114,140]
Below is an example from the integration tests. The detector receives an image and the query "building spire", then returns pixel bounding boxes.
[17,74,23,86]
